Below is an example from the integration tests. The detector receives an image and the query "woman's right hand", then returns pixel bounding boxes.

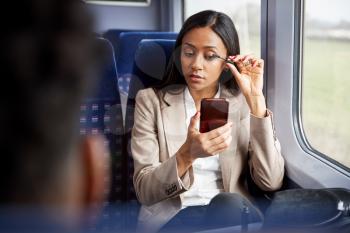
[176,112,232,176]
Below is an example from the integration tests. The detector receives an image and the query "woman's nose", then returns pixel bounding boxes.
[191,54,204,71]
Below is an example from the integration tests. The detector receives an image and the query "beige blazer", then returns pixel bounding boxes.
[131,85,284,232]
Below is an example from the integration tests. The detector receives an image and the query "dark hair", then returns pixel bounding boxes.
[0,0,95,203]
[154,10,240,94]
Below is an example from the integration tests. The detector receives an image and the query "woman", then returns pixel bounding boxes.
[131,10,284,232]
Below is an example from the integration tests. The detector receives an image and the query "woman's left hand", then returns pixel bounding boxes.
[226,54,267,117]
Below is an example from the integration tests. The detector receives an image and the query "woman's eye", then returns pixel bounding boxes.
[183,51,194,57]
[205,54,218,61]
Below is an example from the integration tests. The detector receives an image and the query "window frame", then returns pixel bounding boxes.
[263,0,350,188]
[295,0,350,174]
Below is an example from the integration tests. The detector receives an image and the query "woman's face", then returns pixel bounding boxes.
[181,26,228,94]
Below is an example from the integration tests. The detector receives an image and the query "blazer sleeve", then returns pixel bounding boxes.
[131,90,193,206]
[248,110,285,191]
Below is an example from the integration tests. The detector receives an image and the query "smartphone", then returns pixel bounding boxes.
[199,98,229,133]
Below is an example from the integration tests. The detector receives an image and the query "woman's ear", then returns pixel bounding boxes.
[80,135,110,211]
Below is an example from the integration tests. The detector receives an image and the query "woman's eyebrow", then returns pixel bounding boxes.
[183,42,196,49]
[204,45,218,49]
[183,42,218,51]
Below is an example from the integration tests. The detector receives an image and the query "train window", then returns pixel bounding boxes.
[302,0,350,167]
[184,0,261,56]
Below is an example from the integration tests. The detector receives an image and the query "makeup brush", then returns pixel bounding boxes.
[213,55,235,65]
[214,55,251,66]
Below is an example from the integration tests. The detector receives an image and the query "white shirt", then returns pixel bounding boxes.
[181,85,225,209]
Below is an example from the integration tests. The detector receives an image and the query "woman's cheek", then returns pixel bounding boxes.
[180,58,190,74]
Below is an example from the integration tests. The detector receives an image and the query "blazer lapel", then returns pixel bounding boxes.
[219,87,241,192]
[161,86,188,158]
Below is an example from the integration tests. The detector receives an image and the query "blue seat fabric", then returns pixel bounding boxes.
[116,32,177,94]
[125,39,176,200]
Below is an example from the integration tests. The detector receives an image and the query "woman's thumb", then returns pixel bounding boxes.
[189,111,200,130]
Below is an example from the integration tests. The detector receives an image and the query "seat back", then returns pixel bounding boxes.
[79,37,125,203]
[103,29,133,58]
[125,39,176,201]
[116,32,177,94]
[103,29,154,63]
[123,38,176,229]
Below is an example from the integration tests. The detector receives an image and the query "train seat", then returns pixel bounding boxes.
[116,32,177,95]
[124,39,176,226]
[103,29,154,63]
[79,37,125,231]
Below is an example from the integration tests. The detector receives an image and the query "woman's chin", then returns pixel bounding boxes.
[187,83,205,91]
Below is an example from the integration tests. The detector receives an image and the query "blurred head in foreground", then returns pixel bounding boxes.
[0,0,108,231]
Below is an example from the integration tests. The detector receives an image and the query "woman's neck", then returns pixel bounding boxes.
[189,84,219,110]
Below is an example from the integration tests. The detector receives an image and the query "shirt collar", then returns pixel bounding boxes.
[184,83,221,108]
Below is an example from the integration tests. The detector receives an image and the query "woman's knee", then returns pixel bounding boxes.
[209,193,247,208]
[207,193,263,225]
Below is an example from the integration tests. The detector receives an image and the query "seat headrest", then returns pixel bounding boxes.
[128,39,176,99]
[117,32,177,75]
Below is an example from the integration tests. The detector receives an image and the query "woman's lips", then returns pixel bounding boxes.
[189,74,204,82]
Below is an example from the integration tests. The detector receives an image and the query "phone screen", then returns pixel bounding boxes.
[199,98,229,133]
